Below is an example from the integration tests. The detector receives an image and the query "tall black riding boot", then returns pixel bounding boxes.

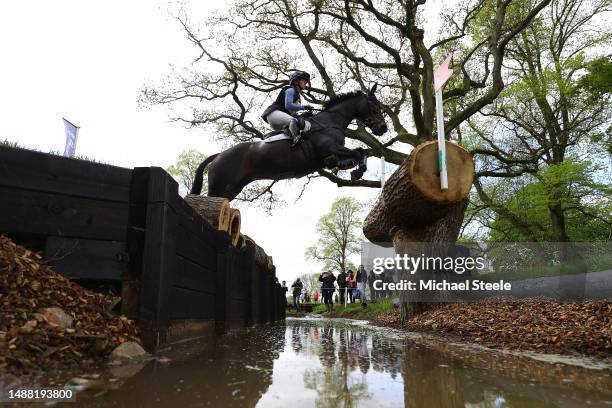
[289,117,304,147]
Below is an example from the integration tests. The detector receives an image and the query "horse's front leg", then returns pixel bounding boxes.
[344,148,368,181]
[328,145,368,180]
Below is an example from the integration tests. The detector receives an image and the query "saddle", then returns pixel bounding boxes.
[262,129,292,144]
[262,112,316,144]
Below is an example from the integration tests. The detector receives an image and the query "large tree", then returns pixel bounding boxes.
[306,197,363,272]
[463,0,612,254]
[142,0,550,203]
[143,0,555,319]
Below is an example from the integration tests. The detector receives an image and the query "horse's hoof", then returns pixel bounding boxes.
[350,170,363,181]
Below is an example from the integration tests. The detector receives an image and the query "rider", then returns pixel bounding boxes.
[261,70,314,147]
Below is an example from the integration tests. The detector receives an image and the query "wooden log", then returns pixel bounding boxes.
[236,234,245,249]
[255,245,269,269]
[242,234,269,268]
[363,140,473,242]
[228,208,241,247]
[184,195,230,232]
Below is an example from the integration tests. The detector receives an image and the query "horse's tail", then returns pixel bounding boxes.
[190,153,219,195]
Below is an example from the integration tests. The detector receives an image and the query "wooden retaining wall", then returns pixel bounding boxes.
[0,146,284,350]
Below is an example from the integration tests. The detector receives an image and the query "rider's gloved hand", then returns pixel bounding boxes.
[303,105,314,111]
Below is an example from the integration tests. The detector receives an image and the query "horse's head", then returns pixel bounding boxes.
[359,83,388,136]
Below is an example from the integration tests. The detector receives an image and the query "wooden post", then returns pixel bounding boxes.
[243,241,259,324]
[123,167,149,321]
[215,246,231,325]
[138,167,179,349]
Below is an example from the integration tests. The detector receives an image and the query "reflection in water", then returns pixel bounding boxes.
[303,327,370,408]
[71,319,612,407]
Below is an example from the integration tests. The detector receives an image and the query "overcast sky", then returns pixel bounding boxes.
[0,0,396,284]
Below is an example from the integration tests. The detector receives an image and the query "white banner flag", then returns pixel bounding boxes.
[63,118,79,157]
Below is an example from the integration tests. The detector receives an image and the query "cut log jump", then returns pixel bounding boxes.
[228,208,241,247]
[363,140,474,319]
[184,195,242,247]
[185,195,231,232]
[363,140,473,242]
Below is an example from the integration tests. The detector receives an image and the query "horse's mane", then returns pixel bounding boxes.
[322,90,364,111]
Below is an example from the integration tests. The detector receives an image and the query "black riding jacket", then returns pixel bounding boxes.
[261,85,301,122]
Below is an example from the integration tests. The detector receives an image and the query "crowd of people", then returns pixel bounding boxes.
[284,266,396,312]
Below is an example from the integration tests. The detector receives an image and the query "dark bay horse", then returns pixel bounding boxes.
[190,84,388,200]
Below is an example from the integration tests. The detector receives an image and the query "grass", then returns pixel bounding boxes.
[285,308,307,317]
[309,298,394,319]
[1,139,109,165]
[480,252,612,282]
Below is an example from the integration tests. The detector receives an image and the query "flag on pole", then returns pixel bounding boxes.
[434,54,454,91]
[380,156,386,189]
[433,54,454,190]
[62,118,79,158]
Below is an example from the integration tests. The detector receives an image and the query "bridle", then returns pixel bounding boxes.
[362,96,386,135]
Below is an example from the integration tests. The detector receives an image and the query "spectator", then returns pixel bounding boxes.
[346,270,357,303]
[337,269,348,305]
[382,269,394,298]
[356,265,368,308]
[313,290,319,303]
[291,278,303,311]
[319,271,337,313]
[367,270,377,301]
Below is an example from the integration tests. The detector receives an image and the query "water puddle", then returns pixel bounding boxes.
[53,318,611,407]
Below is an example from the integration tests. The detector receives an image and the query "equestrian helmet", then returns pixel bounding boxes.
[289,70,311,84]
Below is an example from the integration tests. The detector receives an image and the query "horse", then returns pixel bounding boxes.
[190,83,388,200]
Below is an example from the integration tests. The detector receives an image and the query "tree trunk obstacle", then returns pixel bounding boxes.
[242,234,274,271]
[184,195,231,232]
[184,195,242,247]
[363,141,474,320]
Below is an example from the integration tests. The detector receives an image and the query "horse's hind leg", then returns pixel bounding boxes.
[208,175,248,201]
[207,163,249,201]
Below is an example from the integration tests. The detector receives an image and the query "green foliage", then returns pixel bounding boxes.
[311,298,393,318]
[0,139,22,148]
[485,159,612,242]
[298,272,323,295]
[469,0,539,43]
[305,197,363,273]
[579,57,612,97]
[166,149,208,195]
[481,251,612,281]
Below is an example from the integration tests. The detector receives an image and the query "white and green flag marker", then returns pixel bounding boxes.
[434,54,453,190]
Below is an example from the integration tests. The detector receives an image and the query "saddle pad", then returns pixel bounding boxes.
[263,133,291,143]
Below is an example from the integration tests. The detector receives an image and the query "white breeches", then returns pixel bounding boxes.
[267,110,311,132]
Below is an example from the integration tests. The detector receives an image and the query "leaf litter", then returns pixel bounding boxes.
[0,235,141,377]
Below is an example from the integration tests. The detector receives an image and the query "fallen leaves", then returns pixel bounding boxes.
[0,235,141,375]
[374,297,612,357]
